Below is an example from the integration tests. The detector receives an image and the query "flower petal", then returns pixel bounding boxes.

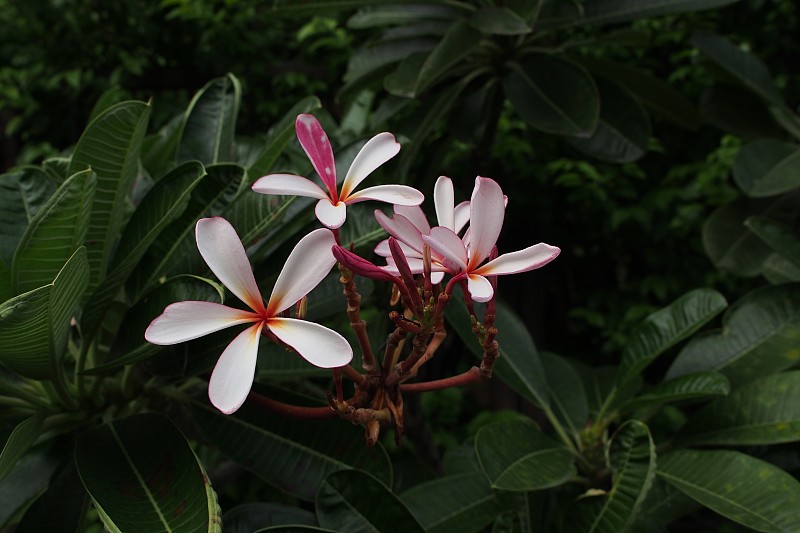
[145,301,259,345]
[467,274,494,302]
[208,323,263,414]
[474,243,561,276]
[375,211,425,252]
[467,177,505,268]
[315,198,347,229]
[346,184,424,206]
[267,317,353,368]
[268,228,337,315]
[423,227,468,271]
[196,217,265,313]
[394,205,430,234]
[252,174,328,200]
[434,176,455,230]
[296,114,337,196]
[375,238,419,259]
[335,245,402,283]
[453,200,470,234]
[340,132,401,199]
[431,271,446,284]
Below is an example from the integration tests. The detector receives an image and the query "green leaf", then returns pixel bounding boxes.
[568,76,651,163]
[667,283,800,386]
[574,56,700,130]
[618,288,727,385]
[475,419,575,491]
[192,402,392,501]
[0,247,88,379]
[469,6,531,35]
[680,371,800,445]
[620,372,730,412]
[75,414,220,533]
[400,472,499,533]
[0,412,45,480]
[81,161,207,339]
[702,193,799,277]
[384,52,428,98]
[131,163,245,297]
[348,4,458,28]
[11,170,95,295]
[658,449,800,533]
[0,168,52,266]
[247,96,321,182]
[541,352,588,434]
[223,503,316,533]
[763,253,800,284]
[409,20,481,96]
[746,216,800,272]
[505,55,599,137]
[177,74,241,165]
[67,100,151,296]
[14,461,90,533]
[692,31,784,107]
[342,39,437,99]
[445,291,550,408]
[316,470,424,533]
[733,140,800,198]
[0,445,62,528]
[565,420,656,533]
[142,114,183,180]
[539,0,740,29]
[396,76,472,179]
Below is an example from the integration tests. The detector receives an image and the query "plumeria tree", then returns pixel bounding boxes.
[2,73,800,532]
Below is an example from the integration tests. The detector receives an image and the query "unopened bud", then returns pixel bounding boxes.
[295,296,308,320]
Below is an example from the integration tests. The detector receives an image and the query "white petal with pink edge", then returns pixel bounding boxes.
[434,176,455,230]
[467,274,495,302]
[296,114,337,194]
[196,217,265,312]
[267,317,353,368]
[467,177,505,268]
[375,238,420,258]
[375,211,425,252]
[268,228,337,315]
[347,184,424,206]
[474,243,561,276]
[314,198,347,229]
[394,205,430,233]
[145,301,260,345]
[423,227,468,271]
[454,201,470,234]
[208,323,263,414]
[340,132,401,198]
[252,174,328,200]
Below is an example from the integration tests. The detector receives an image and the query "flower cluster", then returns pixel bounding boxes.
[146,113,559,419]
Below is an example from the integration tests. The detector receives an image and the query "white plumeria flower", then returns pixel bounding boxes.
[251,114,424,229]
[145,217,352,414]
[421,177,560,303]
[373,176,470,283]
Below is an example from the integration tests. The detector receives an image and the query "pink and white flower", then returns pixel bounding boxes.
[373,176,470,283]
[252,114,424,229]
[145,217,352,414]
[422,177,560,302]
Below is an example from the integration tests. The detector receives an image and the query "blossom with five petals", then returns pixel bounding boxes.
[145,217,353,414]
[421,177,560,302]
[373,176,470,283]
[252,114,424,229]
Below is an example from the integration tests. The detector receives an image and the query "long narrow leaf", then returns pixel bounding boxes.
[67,100,151,295]
[11,170,95,295]
[0,248,88,379]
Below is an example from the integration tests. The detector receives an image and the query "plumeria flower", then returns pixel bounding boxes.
[145,217,353,414]
[422,177,560,303]
[374,176,470,283]
[252,114,424,229]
